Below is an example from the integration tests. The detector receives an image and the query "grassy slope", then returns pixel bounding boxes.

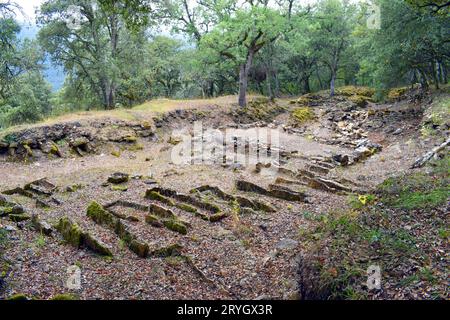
[299,156,449,300]
[0,95,267,137]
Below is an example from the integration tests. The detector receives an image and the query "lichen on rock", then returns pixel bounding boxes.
[145,190,175,206]
[151,243,183,258]
[145,214,164,228]
[56,217,83,247]
[87,201,115,226]
[9,213,31,222]
[163,219,188,235]
[107,172,129,184]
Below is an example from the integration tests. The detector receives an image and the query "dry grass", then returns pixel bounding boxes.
[0,94,276,137]
[0,95,246,135]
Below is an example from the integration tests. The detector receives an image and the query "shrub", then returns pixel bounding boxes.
[291,107,315,126]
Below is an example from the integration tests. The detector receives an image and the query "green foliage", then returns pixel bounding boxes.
[355,0,449,92]
[0,0,448,127]
[348,194,377,210]
[0,227,8,246]
[393,189,448,210]
[50,293,77,300]
[35,233,46,248]
[291,107,315,125]
[378,157,449,210]
[7,293,29,300]
[0,20,52,129]
[0,18,21,98]
[0,72,52,127]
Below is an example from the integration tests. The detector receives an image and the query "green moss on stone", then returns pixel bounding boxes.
[7,294,28,300]
[9,213,31,222]
[111,185,128,192]
[87,201,115,226]
[209,213,227,222]
[82,232,113,257]
[149,204,176,219]
[291,107,316,125]
[163,219,188,235]
[23,144,33,157]
[145,190,175,206]
[56,217,83,247]
[175,203,198,213]
[0,206,13,217]
[129,240,149,258]
[151,244,183,257]
[50,294,77,300]
[145,214,164,227]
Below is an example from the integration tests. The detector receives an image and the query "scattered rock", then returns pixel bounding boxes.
[150,244,183,258]
[87,201,116,226]
[148,186,222,214]
[332,154,349,166]
[66,184,84,193]
[236,180,308,202]
[276,238,299,250]
[236,180,269,195]
[70,136,89,149]
[145,215,164,228]
[56,217,83,247]
[9,214,31,222]
[149,203,176,219]
[24,178,56,196]
[163,219,188,235]
[268,184,308,202]
[31,214,53,236]
[3,225,17,232]
[87,202,148,258]
[107,172,129,184]
[111,185,128,192]
[82,232,113,257]
[393,128,403,135]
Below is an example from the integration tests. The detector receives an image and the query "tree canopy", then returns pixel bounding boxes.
[0,0,448,128]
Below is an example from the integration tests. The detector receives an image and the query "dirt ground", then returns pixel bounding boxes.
[0,92,446,300]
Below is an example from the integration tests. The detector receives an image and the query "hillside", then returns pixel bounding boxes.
[0,87,448,300]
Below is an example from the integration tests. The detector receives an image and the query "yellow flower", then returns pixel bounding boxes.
[358,195,368,205]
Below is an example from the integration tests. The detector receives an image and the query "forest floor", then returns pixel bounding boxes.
[0,87,448,300]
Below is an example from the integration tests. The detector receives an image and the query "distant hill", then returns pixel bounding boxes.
[19,24,65,92]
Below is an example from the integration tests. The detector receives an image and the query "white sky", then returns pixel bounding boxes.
[9,0,44,22]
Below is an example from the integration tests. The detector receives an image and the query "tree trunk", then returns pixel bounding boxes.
[330,70,336,97]
[107,85,116,109]
[442,61,448,83]
[208,81,214,97]
[238,50,255,107]
[432,61,440,90]
[437,61,443,84]
[418,68,429,90]
[266,69,274,101]
[411,137,450,168]
[106,12,119,109]
[303,75,311,94]
[316,65,323,90]
[274,71,280,98]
